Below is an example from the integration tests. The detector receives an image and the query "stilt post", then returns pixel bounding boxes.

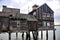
[41,30,43,40]
[46,30,48,40]
[53,29,56,40]
[16,32,18,40]
[22,32,24,40]
[9,32,11,40]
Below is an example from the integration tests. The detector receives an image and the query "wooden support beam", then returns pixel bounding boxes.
[32,31,34,40]
[16,32,18,40]
[46,30,48,40]
[9,32,11,40]
[53,30,56,40]
[32,31,36,40]
[22,32,24,40]
[29,32,31,40]
[33,31,38,40]
[41,30,43,40]
[26,32,31,40]
[36,31,38,40]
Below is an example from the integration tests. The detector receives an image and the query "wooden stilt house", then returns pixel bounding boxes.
[29,3,54,30]
[0,3,54,32]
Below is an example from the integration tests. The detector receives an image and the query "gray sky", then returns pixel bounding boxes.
[0,0,60,25]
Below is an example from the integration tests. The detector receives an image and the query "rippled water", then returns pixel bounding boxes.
[0,26,60,40]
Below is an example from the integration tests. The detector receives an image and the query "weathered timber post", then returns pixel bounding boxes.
[32,31,38,40]
[32,31,34,40]
[32,31,35,40]
[16,32,18,40]
[26,32,30,40]
[46,30,48,40]
[26,32,27,40]
[8,17,11,40]
[22,32,24,40]
[9,32,11,40]
[29,32,31,40]
[36,31,38,40]
[53,29,56,40]
[41,30,43,40]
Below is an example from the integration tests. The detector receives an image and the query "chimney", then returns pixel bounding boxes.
[32,4,39,10]
[2,5,7,12]
[3,5,7,9]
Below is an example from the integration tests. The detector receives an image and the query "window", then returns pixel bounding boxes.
[33,12,36,16]
[10,20,21,27]
[51,14,53,18]
[42,21,46,26]
[47,22,50,26]
[51,22,54,26]
[42,13,46,17]
[47,13,50,17]
[17,20,21,27]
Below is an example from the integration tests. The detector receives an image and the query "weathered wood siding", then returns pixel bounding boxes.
[9,19,28,32]
[0,17,8,32]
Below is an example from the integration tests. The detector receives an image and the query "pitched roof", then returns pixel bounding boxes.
[39,3,54,13]
[20,14,38,21]
[12,14,37,21]
[29,3,54,14]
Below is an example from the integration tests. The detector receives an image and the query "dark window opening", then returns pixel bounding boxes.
[9,15,13,17]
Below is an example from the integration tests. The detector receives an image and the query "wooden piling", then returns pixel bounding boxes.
[46,30,48,40]
[53,30,56,40]
[16,32,18,40]
[36,31,38,40]
[26,32,31,40]
[32,31,38,40]
[41,30,43,40]
[29,32,31,40]
[9,32,11,40]
[22,32,24,40]
[32,31,35,40]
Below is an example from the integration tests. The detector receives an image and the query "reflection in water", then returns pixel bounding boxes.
[0,26,60,40]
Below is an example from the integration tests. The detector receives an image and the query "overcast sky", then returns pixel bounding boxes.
[0,0,60,25]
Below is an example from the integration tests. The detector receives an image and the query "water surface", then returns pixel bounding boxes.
[0,26,60,40]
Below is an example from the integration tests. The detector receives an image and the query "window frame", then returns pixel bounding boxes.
[47,22,50,26]
[42,21,46,27]
[33,11,36,16]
